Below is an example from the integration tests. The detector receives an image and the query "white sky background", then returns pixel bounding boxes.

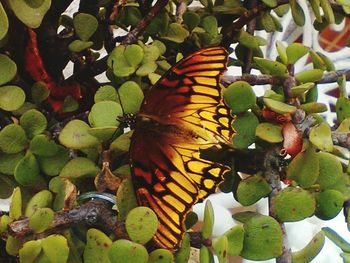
[2,1,350,262]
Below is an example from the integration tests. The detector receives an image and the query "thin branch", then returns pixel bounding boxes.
[264,147,292,263]
[222,69,350,87]
[332,132,350,150]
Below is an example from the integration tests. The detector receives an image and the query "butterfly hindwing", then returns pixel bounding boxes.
[130,47,233,249]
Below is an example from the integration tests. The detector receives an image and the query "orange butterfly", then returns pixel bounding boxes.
[129,47,234,249]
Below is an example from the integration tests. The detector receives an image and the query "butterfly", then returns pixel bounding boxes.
[129,46,234,250]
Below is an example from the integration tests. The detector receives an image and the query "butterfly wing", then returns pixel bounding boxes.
[130,47,234,249]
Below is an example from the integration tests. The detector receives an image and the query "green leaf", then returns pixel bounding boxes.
[202,200,214,239]
[261,12,276,32]
[276,40,288,65]
[336,97,350,123]
[175,233,190,263]
[14,152,41,185]
[290,82,315,97]
[212,235,228,263]
[125,207,158,244]
[0,3,9,41]
[232,111,259,149]
[317,152,343,190]
[290,0,305,26]
[320,0,335,23]
[60,95,79,113]
[295,69,324,83]
[0,86,25,111]
[41,235,69,263]
[255,122,283,143]
[68,40,93,52]
[136,61,158,77]
[241,215,283,260]
[117,178,138,221]
[148,249,174,263]
[59,157,100,179]
[107,45,136,78]
[300,102,327,113]
[310,0,322,22]
[37,145,70,176]
[9,0,51,28]
[315,190,344,220]
[0,55,17,86]
[94,85,118,103]
[9,187,22,220]
[254,57,287,76]
[292,231,325,263]
[322,227,350,253]
[199,246,214,263]
[31,82,50,103]
[20,109,47,139]
[0,124,27,153]
[110,131,133,156]
[183,11,200,31]
[24,0,45,8]
[236,173,272,206]
[59,120,100,149]
[29,134,58,157]
[88,101,123,127]
[262,0,277,7]
[124,44,144,67]
[84,228,112,263]
[73,13,98,41]
[29,207,54,233]
[19,240,42,263]
[0,151,25,175]
[201,15,218,35]
[25,189,53,217]
[287,142,319,187]
[0,215,13,233]
[162,23,189,43]
[274,187,316,222]
[223,81,256,113]
[309,122,333,152]
[108,240,149,263]
[238,30,267,49]
[263,98,297,114]
[6,236,21,256]
[117,81,144,114]
[286,43,309,64]
[224,225,245,256]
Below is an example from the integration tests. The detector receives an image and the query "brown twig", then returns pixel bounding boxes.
[332,132,350,150]
[264,146,292,263]
[222,68,350,87]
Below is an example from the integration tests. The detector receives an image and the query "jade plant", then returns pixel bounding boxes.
[0,0,350,262]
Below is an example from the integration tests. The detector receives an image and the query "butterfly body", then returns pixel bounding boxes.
[129,47,234,249]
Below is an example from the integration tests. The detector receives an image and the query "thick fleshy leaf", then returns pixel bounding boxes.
[286,43,309,64]
[274,187,316,222]
[8,0,51,28]
[287,141,319,187]
[124,44,144,67]
[148,249,174,263]
[322,227,350,253]
[254,57,287,76]
[183,11,200,31]
[88,101,122,127]
[317,152,343,190]
[224,225,245,256]
[42,235,69,263]
[19,240,42,263]
[68,40,93,52]
[25,189,53,217]
[224,81,256,113]
[29,207,54,233]
[108,239,149,263]
[255,122,283,143]
[29,134,58,157]
[0,175,17,199]
[118,81,144,114]
[0,3,8,41]
[84,228,112,263]
[202,200,214,239]
[125,207,158,244]
[241,215,283,260]
[9,187,22,220]
[73,13,98,41]
[212,235,228,263]
[175,233,190,263]
[117,178,138,221]
[309,122,333,152]
[162,23,189,43]
[232,111,259,149]
[0,151,25,175]
[59,120,100,149]
[0,55,17,86]
[14,152,41,185]
[315,190,344,220]
[31,81,50,103]
[295,69,324,83]
[263,98,296,114]
[94,85,118,103]
[20,109,47,139]
[0,124,27,153]
[59,157,100,179]
[37,145,70,176]
[290,0,305,26]
[292,231,325,263]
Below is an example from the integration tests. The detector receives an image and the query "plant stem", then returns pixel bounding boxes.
[264,146,292,263]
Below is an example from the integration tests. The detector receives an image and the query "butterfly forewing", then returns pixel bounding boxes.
[130,47,234,249]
